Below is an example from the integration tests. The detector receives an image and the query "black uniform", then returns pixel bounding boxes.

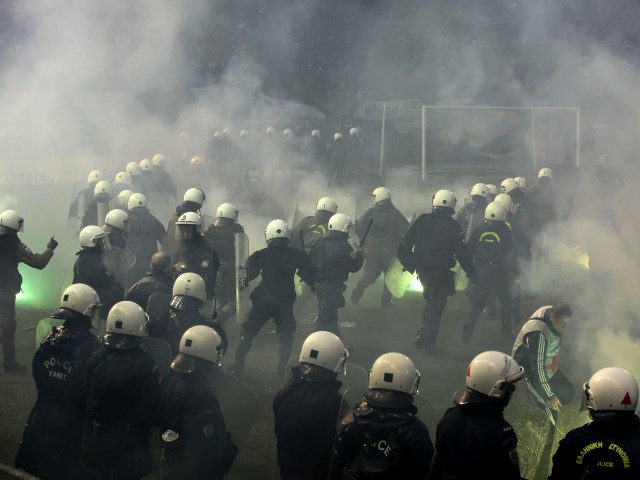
[230,239,317,376]
[352,200,409,307]
[159,368,228,480]
[290,210,332,253]
[505,188,542,273]
[0,234,54,370]
[309,230,363,336]
[15,311,96,479]
[68,183,97,228]
[328,136,348,185]
[73,247,124,315]
[454,196,488,241]
[273,363,345,480]
[172,235,220,301]
[163,201,202,257]
[528,178,557,228]
[462,219,516,343]
[335,390,434,479]
[204,218,245,321]
[127,206,166,286]
[149,308,216,358]
[153,165,177,200]
[107,228,128,250]
[549,412,640,479]
[397,209,476,352]
[431,389,524,480]
[125,267,173,310]
[84,336,160,479]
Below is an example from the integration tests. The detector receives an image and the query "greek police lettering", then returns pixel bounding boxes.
[576,441,603,464]
[43,356,72,381]
[608,442,631,468]
[369,440,391,457]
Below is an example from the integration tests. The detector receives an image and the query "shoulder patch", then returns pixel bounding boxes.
[202,424,214,438]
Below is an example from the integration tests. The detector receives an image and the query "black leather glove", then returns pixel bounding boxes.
[47,236,58,250]
[212,323,228,355]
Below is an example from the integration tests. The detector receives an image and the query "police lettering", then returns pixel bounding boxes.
[575,441,630,469]
[576,442,602,464]
[609,442,631,468]
[370,440,391,457]
[42,356,72,381]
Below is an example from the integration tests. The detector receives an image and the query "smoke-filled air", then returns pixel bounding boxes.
[1,1,639,479]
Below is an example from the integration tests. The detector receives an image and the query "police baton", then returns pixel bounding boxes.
[357,218,374,249]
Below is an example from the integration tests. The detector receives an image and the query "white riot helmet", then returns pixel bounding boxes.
[105,301,148,337]
[190,156,204,171]
[328,213,352,233]
[152,153,167,166]
[265,126,275,135]
[349,127,358,136]
[432,189,457,210]
[179,325,222,364]
[183,187,206,207]
[500,178,520,195]
[466,351,524,399]
[538,167,554,180]
[486,184,499,198]
[94,180,112,201]
[79,225,111,250]
[369,352,420,396]
[316,196,338,214]
[172,272,207,303]
[0,210,24,233]
[87,170,105,184]
[371,187,391,203]
[333,132,343,141]
[484,202,508,222]
[213,131,223,139]
[494,193,515,214]
[265,219,290,243]
[222,128,232,136]
[60,283,101,318]
[584,367,639,412]
[514,176,528,191]
[283,128,292,137]
[114,171,131,186]
[127,192,148,210]
[311,129,320,137]
[299,331,348,374]
[216,203,238,221]
[105,209,130,232]
[470,182,490,200]
[126,161,142,177]
[116,189,134,210]
[139,158,154,172]
[175,211,202,239]
[240,129,249,138]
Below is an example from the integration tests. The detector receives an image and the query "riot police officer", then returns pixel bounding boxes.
[351,187,410,308]
[125,251,173,310]
[549,367,640,479]
[309,213,363,337]
[397,190,476,355]
[126,193,166,286]
[149,272,226,357]
[290,196,338,253]
[73,225,123,316]
[152,153,178,200]
[273,331,349,480]
[84,301,161,479]
[203,202,245,322]
[172,212,220,302]
[431,351,525,479]
[0,209,57,373]
[68,169,104,232]
[15,284,101,479]
[159,325,231,480]
[454,182,490,242]
[103,208,129,250]
[164,187,206,257]
[228,219,317,378]
[335,352,434,478]
[461,202,516,343]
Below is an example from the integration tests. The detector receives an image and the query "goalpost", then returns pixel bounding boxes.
[420,105,581,181]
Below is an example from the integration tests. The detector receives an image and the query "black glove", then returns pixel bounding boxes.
[47,236,58,250]
[212,323,228,355]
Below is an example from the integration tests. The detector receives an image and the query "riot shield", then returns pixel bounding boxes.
[141,336,173,379]
[289,203,307,229]
[103,246,136,290]
[96,201,110,229]
[293,279,317,325]
[146,292,172,319]
[384,257,413,299]
[235,232,251,324]
[76,190,86,234]
[199,299,215,319]
[208,365,260,450]
[35,317,64,347]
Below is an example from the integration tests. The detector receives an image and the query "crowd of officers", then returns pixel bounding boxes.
[0,152,637,479]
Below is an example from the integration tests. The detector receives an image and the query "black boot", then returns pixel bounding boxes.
[228,334,254,377]
[2,338,26,374]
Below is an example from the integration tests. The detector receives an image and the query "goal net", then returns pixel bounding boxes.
[420,105,580,178]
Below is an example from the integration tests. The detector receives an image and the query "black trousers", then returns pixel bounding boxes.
[464,264,513,337]
[352,251,393,304]
[313,280,346,337]
[0,292,17,364]
[415,269,455,348]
